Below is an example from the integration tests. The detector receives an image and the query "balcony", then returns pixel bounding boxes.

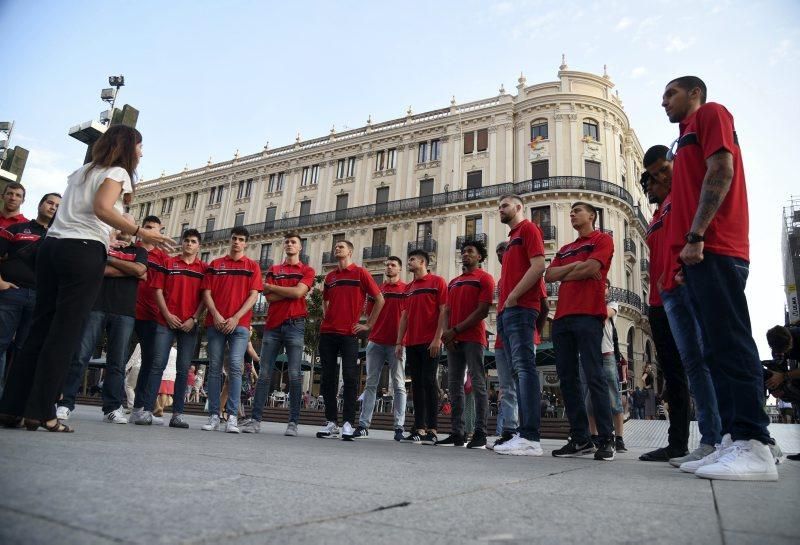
[608,286,644,313]
[363,244,391,261]
[259,258,274,271]
[407,238,437,254]
[546,282,560,297]
[455,233,488,251]
[640,258,650,277]
[322,251,337,265]
[252,301,267,317]
[191,176,645,244]
[540,224,557,241]
[624,238,637,262]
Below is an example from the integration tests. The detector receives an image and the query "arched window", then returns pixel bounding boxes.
[583,119,599,141]
[530,118,548,140]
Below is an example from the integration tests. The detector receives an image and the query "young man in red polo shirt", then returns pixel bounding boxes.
[241,232,315,436]
[660,76,776,481]
[139,228,207,429]
[395,249,447,445]
[493,195,546,456]
[130,215,169,425]
[349,256,407,441]
[317,240,383,440]
[200,226,263,434]
[437,240,495,449]
[0,183,27,229]
[547,202,615,461]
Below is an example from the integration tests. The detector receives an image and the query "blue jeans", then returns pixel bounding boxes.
[206,326,250,416]
[132,319,157,410]
[581,353,624,416]
[661,285,722,446]
[251,318,306,423]
[494,347,518,434]
[0,287,36,399]
[59,310,136,413]
[497,306,540,441]
[683,252,771,444]
[360,341,406,429]
[147,323,199,414]
[553,315,613,442]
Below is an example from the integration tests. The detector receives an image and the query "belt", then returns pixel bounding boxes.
[602,351,614,356]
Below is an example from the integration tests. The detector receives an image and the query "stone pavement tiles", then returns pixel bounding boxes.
[0,406,797,545]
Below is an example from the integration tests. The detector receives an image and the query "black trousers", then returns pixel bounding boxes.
[0,238,105,421]
[406,344,439,431]
[648,304,690,451]
[319,333,359,425]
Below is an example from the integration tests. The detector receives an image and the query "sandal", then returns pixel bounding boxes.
[25,419,74,432]
[0,414,23,429]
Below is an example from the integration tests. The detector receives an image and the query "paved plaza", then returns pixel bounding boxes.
[0,406,798,545]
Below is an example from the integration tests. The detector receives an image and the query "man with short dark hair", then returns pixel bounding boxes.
[437,240,495,449]
[317,240,383,440]
[547,201,616,461]
[242,232,315,436]
[350,256,407,441]
[396,249,447,445]
[661,75,777,480]
[142,228,207,429]
[201,226,263,433]
[0,183,27,229]
[0,192,60,397]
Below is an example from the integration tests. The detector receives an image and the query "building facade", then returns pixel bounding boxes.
[782,197,800,324]
[132,65,658,393]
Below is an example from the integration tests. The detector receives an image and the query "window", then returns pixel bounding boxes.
[138,201,151,219]
[430,139,440,161]
[585,160,601,179]
[417,142,428,164]
[530,120,548,140]
[259,243,272,264]
[386,148,396,169]
[301,165,319,186]
[624,220,629,238]
[336,159,346,179]
[184,192,193,210]
[216,185,224,204]
[234,212,245,227]
[375,150,385,171]
[531,205,551,228]
[264,206,277,227]
[180,222,189,235]
[268,172,285,192]
[463,128,488,154]
[191,192,198,209]
[419,178,434,207]
[375,186,389,214]
[466,170,482,199]
[205,217,215,233]
[335,194,348,220]
[299,200,311,217]
[346,157,356,177]
[208,188,216,205]
[583,120,599,141]
[416,221,432,241]
[200,251,210,263]
[596,208,605,231]
[332,232,346,249]
[465,215,483,237]
[236,179,252,200]
[371,273,384,286]
[372,227,387,247]
[531,160,549,180]
[160,197,173,215]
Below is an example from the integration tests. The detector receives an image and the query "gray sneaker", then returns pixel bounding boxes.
[240,419,261,434]
[169,414,189,429]
[201,414,220,431]
[670,444,716,467]
[285,422,298,437]
[131,409,153,426]
[226,415,241,434]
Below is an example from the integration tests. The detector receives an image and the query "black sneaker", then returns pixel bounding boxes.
[393,428,404,442]
[436,433,465,447]
[467,431,487,449]
[489,430,515,451]
[342,426,368,441]
[402,431,423,443]
[639,446,686,462]
[615,436,627,453]
[591,434,601,448]
[594,439,616,461]
[787,453,800,461]
[552,438,597,458]
[421,431,438,445]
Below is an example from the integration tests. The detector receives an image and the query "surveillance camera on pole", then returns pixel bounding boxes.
[1,120,29,190]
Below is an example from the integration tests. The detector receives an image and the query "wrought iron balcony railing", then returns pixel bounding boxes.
[640,259,650,273]
[455,233,489,251]
[624,238,637,255]
[362,244,391,260]
[407,238,438,254]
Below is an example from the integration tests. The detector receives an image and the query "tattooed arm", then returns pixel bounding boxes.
[679,150,734,265]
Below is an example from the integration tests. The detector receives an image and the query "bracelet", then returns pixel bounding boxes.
[133,225,140,236]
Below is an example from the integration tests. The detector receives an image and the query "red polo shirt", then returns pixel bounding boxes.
[498,219,545,314]
[367,280,407,346]
[0,213,27,229]
[135,246,168,321]
[202,254,263,328]
[448,268,495,346]
[551,230,614,320]
[402,273,447,346]
[666,102,749,283]
[646,196,672,306]
[264,261,316,330]
[320,263,380,336]
[153,255,207,325]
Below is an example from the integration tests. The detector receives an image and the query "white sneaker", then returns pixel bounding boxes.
[680,434,733,473]
[341,421,355,439]
[202,414,220,431]
[769,443,784,465]
[56,406,71,421]
[670,443,716,467]
[695,440,779,481]
[494,434,544,456]
[151,415,164,426]
[225,415,240,434]
[316,421,340,438]
[103,407,128,424]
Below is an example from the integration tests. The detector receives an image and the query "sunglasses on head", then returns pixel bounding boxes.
[666,137,679,161]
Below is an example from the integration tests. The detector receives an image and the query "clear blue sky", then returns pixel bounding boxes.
[3,0,799,355]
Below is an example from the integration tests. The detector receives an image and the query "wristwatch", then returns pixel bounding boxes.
[685,232,705,244]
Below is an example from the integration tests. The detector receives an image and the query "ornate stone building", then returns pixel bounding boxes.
[132,62,658,393]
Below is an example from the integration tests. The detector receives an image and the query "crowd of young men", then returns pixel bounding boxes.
[0,74,785,482]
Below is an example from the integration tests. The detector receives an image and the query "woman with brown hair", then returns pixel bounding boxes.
[0,125,174,432]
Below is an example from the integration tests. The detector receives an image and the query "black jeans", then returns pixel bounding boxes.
[648,304,690,451]
[406,344,439,431]
[132,319,157,410]
[553,315,613,443]
[319,333,360,425]
[0,238,105,421]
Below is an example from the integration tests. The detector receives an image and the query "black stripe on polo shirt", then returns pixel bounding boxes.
[147,260,167,273]
[647,203,671,236]
[0,229,11,241]
[677,131,739,151]
[556,244,594,260]
[325,279,361,289]
[449,279,481,289]
[274,273,304,281]
[367,291,405,302]
[206,268,253,277]
[507,237,523,248]
[407,287,439,297]
[165,268,204,279]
